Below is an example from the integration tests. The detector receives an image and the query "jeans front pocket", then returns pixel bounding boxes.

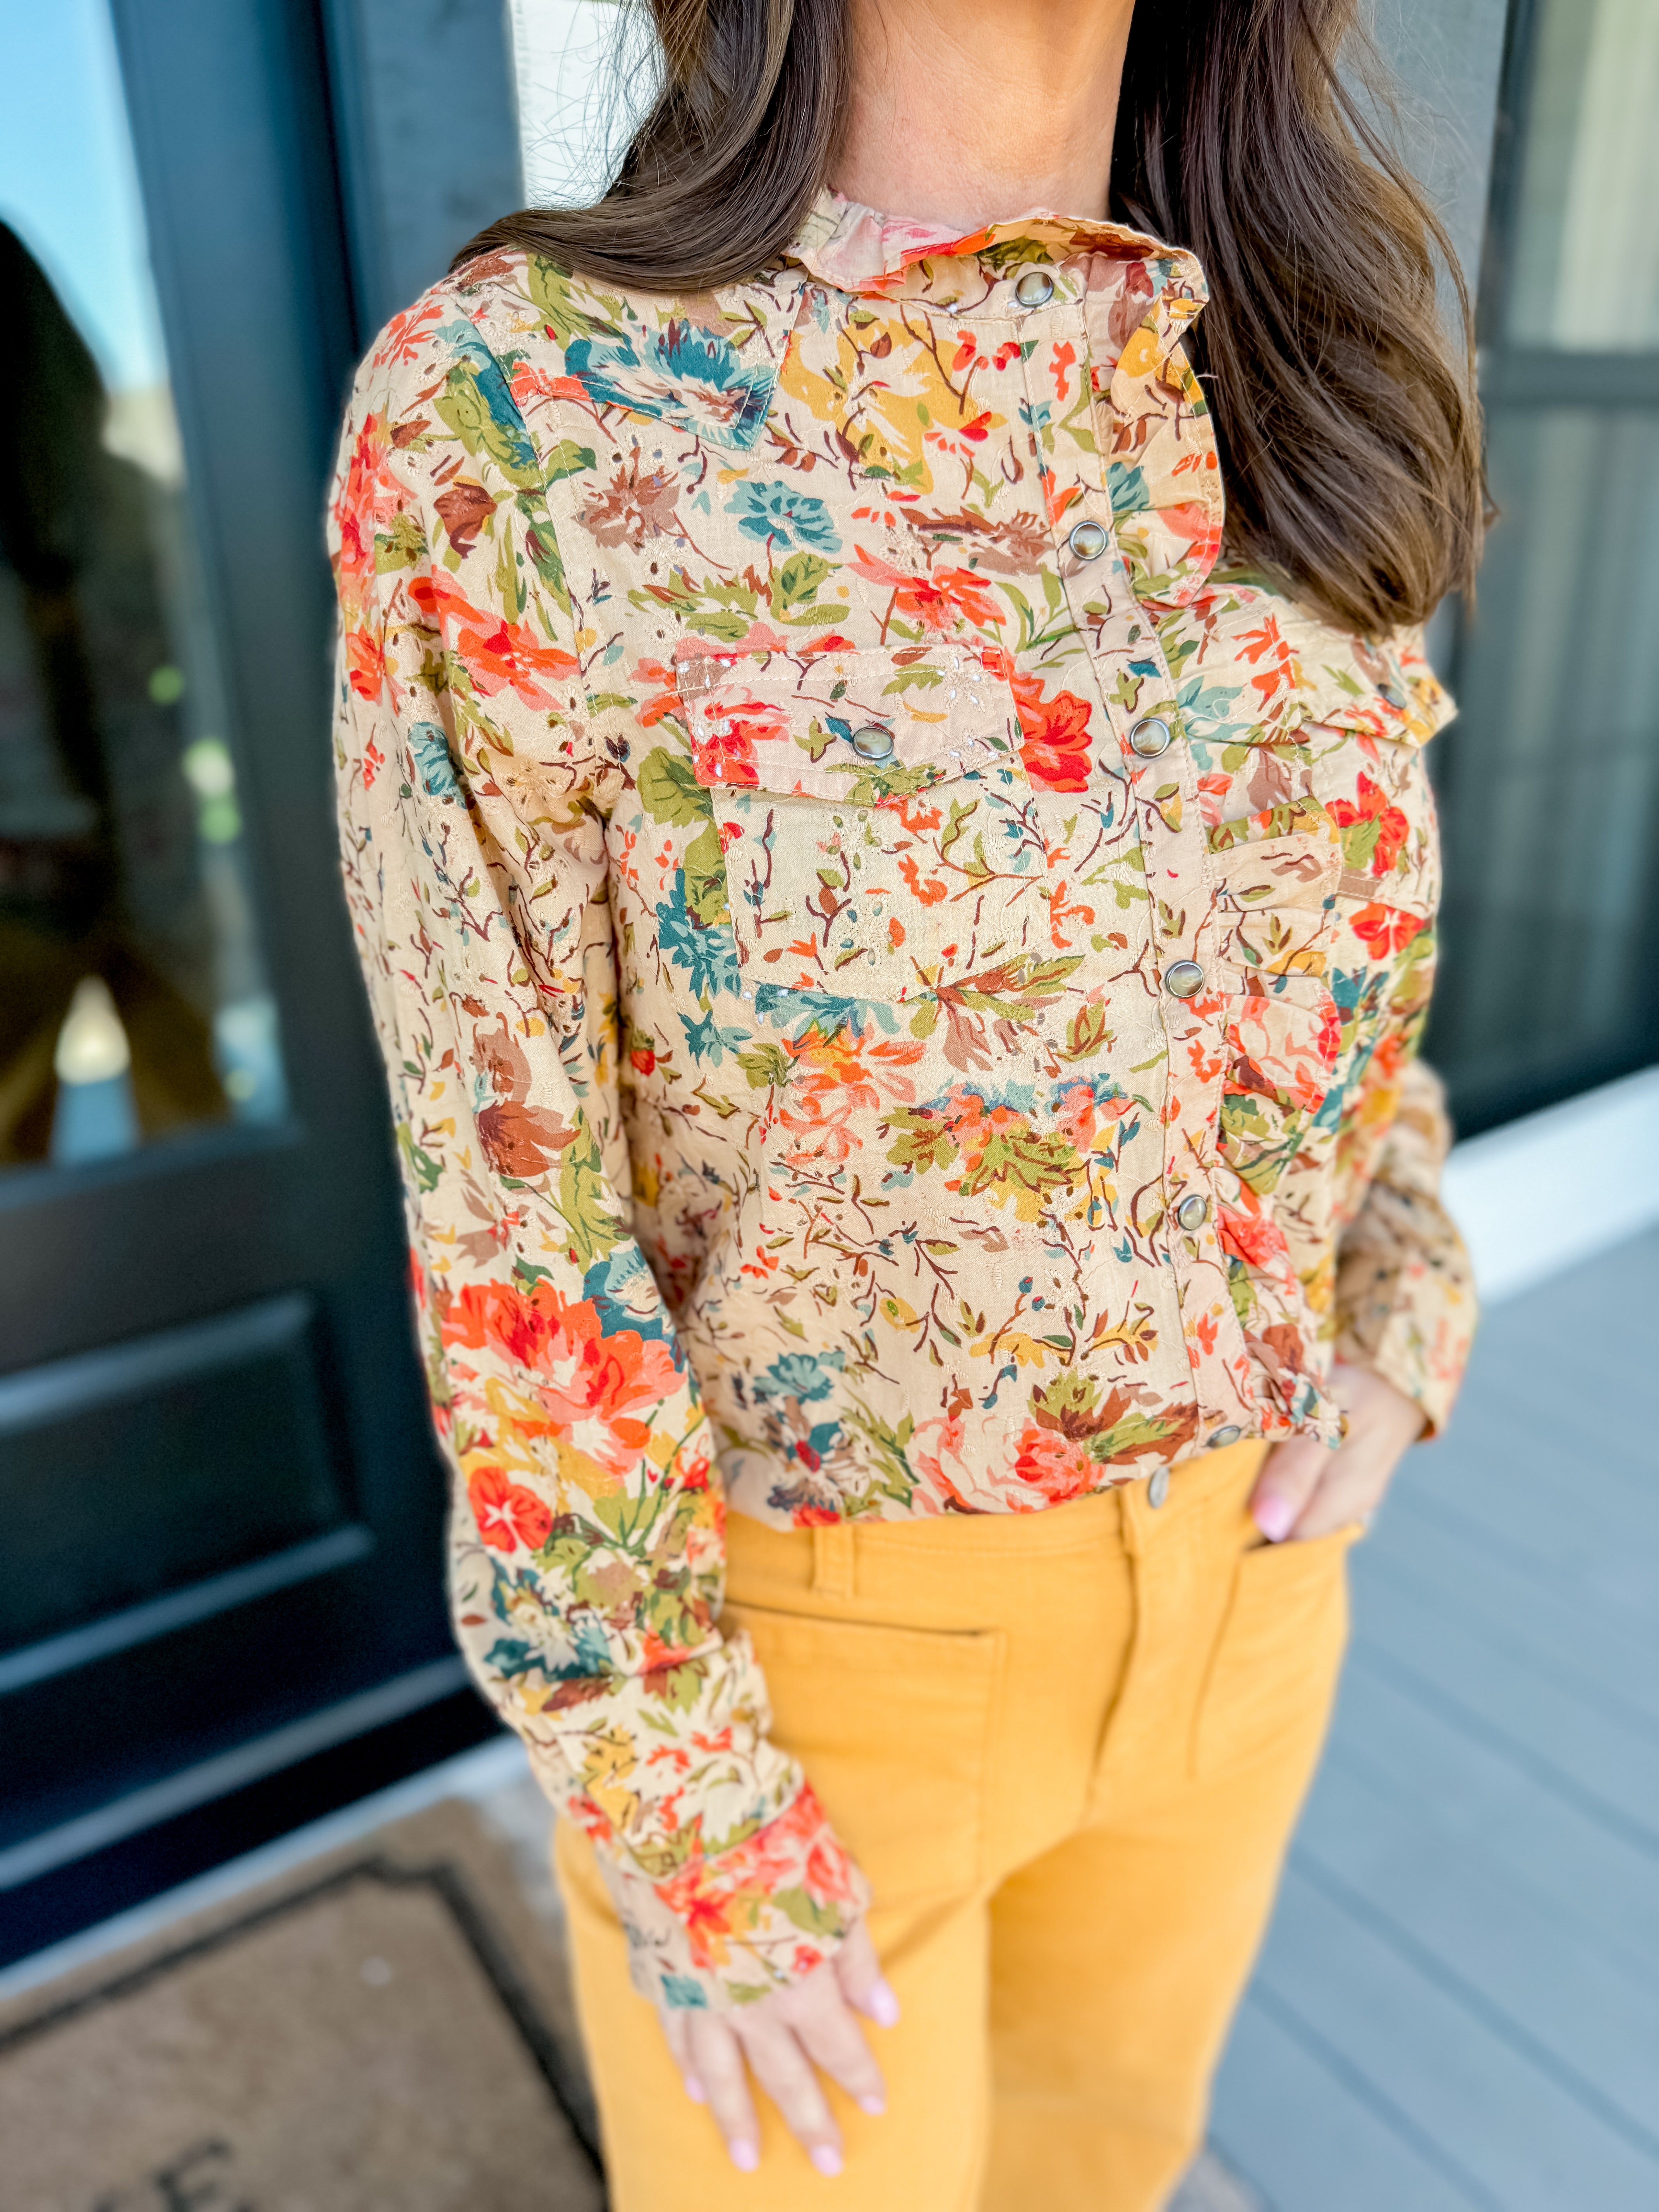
[720,1599,1000,1908]
[1188,1522,1361,1782]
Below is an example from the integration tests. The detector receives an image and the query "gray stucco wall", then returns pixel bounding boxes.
[1370,0,1511,291]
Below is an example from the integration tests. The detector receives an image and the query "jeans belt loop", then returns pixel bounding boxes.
[811,1520,857,1599]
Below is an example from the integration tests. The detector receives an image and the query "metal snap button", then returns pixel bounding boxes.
[1175,1193,1209,1231]
[1148,1466,1171,1509]
[1128,715,1171,758]
[850,724,895,762]
[1014,268,1055,308]
[1067,518,1108,562]
[1210,1424,1242,1449]
[1163,960,1205,999]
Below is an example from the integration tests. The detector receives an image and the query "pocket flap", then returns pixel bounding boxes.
[674,642,1020,801]
[1177,588,1455,751]
[1209,824,1341,910]
[1295,632,1455,749]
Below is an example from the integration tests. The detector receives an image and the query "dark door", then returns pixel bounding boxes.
[0,0,480,1951]
[1427,0,1659,1131]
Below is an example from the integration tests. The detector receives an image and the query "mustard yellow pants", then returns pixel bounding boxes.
[554,1439,1358,2211]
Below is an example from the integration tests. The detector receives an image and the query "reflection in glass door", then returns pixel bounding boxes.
[0,0,284,1170]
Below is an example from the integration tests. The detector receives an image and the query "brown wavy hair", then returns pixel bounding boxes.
[458,0,1485,634]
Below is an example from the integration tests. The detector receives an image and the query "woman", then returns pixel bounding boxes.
[330,1,1482,2203]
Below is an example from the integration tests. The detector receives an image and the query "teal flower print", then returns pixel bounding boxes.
[726,480,842,554]
[565,318,776,449]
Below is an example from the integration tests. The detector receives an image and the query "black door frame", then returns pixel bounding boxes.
[0,0,519,1965]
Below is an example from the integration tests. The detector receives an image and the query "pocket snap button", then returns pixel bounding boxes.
[850,724,895,762]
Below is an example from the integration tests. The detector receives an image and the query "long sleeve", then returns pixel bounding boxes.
[1334,1054,1477,1435]
[327,305,866,2009]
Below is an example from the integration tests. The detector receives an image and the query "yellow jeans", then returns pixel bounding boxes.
[554,1439,1358,2211]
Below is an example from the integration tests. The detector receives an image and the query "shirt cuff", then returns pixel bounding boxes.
[577,1781,871,2010]
[1334,1176,1477,1436]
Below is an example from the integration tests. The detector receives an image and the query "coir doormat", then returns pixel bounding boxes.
[0,1800,603,2212]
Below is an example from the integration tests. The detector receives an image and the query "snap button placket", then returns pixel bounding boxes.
[1163,960,1205,1000]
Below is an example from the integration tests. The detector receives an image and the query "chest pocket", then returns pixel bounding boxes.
[675,644,1054,1005]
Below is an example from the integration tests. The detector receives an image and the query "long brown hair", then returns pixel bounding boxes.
[458,0,1485,635]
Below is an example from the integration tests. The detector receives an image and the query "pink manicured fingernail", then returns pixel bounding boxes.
[811,2144,844,2177]
[730,2140,759,2172]
[866,1977,901,2028]
[683,2073,706,2103]
[1253,1493,1296,1542]
[858,2093,886,2116]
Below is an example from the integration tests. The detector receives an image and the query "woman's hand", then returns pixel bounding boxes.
[1249,1359,1426,1543]
[658,1920,899,2176]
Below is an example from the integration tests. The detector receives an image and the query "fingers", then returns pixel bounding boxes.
[735,2010,845,2176]
[657,1930,898,2176]
[833,1920,902,2030]
[1250,1433,1330,1542]
[684,2012,763,2172]
[795,1961,888,2118]
[1290,1451,1381,1539]
[658,2004,705,2103]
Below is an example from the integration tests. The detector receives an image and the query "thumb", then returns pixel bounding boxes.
[833,1920,901,2028]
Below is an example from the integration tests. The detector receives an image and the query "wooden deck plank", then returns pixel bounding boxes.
[1242,1867,1659,2209]
[1210,1990,1496,2212]
[1325,1668,1659,1981]
[1295,1750,1659,2133]
[1379,1478,1659,1665]
[1347,1547,1659,1827]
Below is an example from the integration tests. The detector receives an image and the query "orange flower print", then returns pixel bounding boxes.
[1013,1425,1098,1504]
[406,573,578,708]
[1010,670,1093,791]
[1328,772,1410,877]
[468,1466,553,1553]
[1350,902,1426,957]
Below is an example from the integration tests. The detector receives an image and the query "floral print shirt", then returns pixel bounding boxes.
[329,191,1476,2009]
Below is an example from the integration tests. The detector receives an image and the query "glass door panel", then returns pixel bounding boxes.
[0,0,285,1172]
[1505,0,1659,350]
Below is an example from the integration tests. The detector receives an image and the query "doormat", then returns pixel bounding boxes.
[0,1800,604,2212]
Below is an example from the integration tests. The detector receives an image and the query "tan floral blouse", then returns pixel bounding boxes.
[329,191,1477,2009]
